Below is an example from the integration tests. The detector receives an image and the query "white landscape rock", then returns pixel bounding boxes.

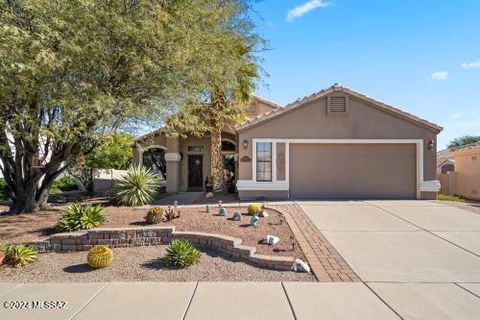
[263,235,280,245]
[205,192,214,199]
[292,258,311,273]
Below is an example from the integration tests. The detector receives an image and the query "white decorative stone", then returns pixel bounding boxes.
[263,235,280,245]
[292,258,311,273]
[205,192,214,198]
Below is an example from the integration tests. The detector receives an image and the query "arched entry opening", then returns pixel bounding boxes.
[221,139,236,193]
[141,146,167,190]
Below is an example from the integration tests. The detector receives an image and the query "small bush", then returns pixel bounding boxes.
[145,207,163,225]
[164,239,201,267]
[87,245,113,268]
[437,194,466,203]
[2,244,37,267]
[57,203,105,232]
[50,176,78,194]
[0,178,10,201]
[112,165,160,206]
[247,203,262,215]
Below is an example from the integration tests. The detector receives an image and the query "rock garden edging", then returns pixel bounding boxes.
[30,226,295,271]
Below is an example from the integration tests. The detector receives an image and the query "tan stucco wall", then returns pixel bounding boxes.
[238,94,438,183]
[452,150,480,200]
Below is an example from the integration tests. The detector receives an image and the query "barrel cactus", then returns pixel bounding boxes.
[87,245,113,269]
[247,203,262,215]
[144,207,163,225]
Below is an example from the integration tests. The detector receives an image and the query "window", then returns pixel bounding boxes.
[187,146,204,153]
[256,142,272,182]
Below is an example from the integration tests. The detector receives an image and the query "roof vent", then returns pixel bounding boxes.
[328,96,348,113]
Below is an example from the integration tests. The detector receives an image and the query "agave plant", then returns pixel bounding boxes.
[57,203,105,232]
[164,239,201,267]
[112,165,160,206]
[3,245,37,267]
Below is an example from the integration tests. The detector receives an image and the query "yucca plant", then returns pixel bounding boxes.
[112,165,160,206]
[3,245,37,267]
[57,203,105,232]
[164,239,201,267]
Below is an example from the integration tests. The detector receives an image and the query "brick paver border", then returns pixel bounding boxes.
[272,203,360,282]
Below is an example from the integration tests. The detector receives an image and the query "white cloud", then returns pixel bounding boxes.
[286,0,331,22]
[431,71,448,81]
[461,60,480,69]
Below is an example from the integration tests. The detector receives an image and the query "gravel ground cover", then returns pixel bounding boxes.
[0,246,316,282]
[0,205,305,260]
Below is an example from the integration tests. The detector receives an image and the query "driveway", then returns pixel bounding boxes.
[298,200,480,319]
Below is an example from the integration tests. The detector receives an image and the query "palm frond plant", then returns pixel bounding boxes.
[112,165,160,206]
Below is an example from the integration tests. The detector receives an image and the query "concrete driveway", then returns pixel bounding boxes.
[298,200,480,319]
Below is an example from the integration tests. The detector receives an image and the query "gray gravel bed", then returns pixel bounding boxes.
[0,246,316,283]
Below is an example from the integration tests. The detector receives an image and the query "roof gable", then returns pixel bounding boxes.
[236,85,443,133]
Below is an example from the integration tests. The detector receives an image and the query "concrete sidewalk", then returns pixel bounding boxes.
[1,281,479,320]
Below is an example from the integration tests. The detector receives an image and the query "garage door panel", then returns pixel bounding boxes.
[289,144,416,199]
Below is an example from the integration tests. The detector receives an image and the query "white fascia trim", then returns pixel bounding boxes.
[420,180,441,192]
[165,152,181,162]
[237,180,289,191]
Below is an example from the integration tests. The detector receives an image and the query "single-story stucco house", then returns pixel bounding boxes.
[133,84,442,200]
[437,142,480,200]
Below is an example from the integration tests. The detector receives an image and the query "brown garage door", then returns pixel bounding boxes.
[289,143,417,199]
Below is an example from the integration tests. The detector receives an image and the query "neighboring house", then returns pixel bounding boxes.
[437,142,480,200]
[134,84,442,200]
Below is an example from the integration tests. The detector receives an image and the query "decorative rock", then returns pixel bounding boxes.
[250,215,260,227]
[205,192,214,199]
[259,209,269,218]
[232,212,241,221]
[218,207,227,216]
[262,235,280,245]
[292,258,311,273]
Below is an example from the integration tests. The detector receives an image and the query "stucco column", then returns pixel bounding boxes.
[165,138,180,193]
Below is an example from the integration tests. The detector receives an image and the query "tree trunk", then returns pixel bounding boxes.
[210,126,224,192]
[9,183,41,214]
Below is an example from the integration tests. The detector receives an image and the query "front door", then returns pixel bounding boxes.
[188,155,203,189]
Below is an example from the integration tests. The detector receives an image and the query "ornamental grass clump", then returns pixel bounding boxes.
[56,203,105,232]
[1,244,37,267]
[247,203,262,215]
[164,239,201,267]
[87,245,113,269]
[144,206,163,225]
[112,165,160,206]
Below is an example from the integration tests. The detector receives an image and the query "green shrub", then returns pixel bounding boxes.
[437,194,466,202]
[2,244,37,267]
[247,203,262,215]
[164,239,201,267]
[87,245,113,268]
[144,207,163,225]
[0,178,10,201]
[112,165,160,206]
[57,203,105,232]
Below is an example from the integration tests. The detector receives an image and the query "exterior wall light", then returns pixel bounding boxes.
[243,140,249,149]
[428,140,435,151]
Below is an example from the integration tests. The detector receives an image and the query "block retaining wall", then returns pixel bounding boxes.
[30,226,294,271]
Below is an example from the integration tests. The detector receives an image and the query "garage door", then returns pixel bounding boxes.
[289,143,417,199]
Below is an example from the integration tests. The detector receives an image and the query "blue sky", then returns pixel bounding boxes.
[251,0,480,149]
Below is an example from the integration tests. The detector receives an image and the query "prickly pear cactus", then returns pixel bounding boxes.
[87,245,113,268]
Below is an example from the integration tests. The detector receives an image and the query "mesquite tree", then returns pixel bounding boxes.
[0,0,256,213]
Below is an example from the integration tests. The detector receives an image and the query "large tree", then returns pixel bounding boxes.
[165,5,264,191]
[448,135,480,148]
[0,0,258,213]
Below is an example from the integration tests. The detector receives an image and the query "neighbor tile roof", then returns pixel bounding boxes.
[235,84,443,132]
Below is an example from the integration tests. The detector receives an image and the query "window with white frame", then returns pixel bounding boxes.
[256,142,272,182]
